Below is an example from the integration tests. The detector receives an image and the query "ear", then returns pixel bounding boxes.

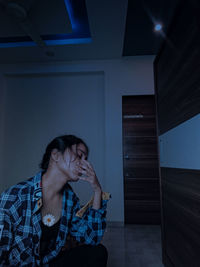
[51,149,61,162]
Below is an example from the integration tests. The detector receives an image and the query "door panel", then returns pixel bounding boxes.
[123,95,160,224]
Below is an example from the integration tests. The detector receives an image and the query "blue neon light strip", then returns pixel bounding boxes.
[0,0,91,47]
[0,41,37,48]
[0,38,92,48]
[46,37,91,45]
[64,0,79,31]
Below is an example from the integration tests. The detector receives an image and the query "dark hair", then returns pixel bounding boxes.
[39,134,89,172]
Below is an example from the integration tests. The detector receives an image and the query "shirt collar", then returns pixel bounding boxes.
[32,171,43,214]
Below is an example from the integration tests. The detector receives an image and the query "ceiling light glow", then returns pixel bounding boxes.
[154,23,162,32]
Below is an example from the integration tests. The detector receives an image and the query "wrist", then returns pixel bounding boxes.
[94,187,102,194]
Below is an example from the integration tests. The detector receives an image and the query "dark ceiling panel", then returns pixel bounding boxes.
[0,0,91,48]
[123,0,180,56]
[0,0,72,38]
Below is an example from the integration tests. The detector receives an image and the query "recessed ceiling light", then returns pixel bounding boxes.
[154,23,162,32]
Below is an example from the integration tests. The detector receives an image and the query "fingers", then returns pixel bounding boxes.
[80,161,95,179]
[78,171,90,182]
[75,159,98,185]
[78,176,88,181]
[77,166,93,181]
[81,159,93,170]
[78,170,88,177]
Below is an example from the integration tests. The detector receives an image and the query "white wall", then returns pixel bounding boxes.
[2,72,105,206]
[159,114,200,169]
[0,56,155,222]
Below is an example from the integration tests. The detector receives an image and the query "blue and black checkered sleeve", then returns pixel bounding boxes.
[69,195,108,245]
[0,208,12,264]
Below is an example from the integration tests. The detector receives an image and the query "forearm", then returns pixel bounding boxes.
[79,159,103,210]
[92,189,102,210]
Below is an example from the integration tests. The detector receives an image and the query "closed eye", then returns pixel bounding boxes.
[77,148,88,160]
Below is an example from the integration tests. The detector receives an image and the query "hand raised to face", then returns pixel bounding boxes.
[78,159,102,193]
[56,143,102,192]
[57,143,87,181]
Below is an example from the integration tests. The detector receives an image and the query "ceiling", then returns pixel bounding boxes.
[0,0,180,64]
[123,0,180,56]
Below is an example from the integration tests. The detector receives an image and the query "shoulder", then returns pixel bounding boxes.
[0,176,34,210]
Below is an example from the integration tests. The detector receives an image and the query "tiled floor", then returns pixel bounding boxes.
[102,224,164,267]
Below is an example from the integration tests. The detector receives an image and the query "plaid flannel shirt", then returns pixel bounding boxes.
[0,172,109,266]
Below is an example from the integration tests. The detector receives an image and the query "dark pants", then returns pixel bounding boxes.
[48,244,108,267]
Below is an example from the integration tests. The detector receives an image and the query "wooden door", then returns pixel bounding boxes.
[122,95,160,224]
